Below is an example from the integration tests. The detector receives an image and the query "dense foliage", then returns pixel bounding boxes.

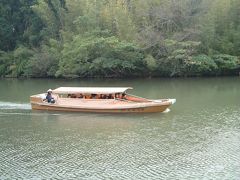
[0,0,239,78]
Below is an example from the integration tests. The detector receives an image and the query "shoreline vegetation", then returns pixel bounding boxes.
[0,0,240,79]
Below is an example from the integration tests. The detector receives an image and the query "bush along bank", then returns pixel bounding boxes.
[0,0,240,78]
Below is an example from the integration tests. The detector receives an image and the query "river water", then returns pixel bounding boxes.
[0,77,240,179]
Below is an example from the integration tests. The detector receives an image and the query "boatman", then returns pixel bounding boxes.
[45,89,55,103]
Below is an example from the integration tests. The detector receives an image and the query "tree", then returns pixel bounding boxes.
[0,0,43,51]
[57,35,145,78]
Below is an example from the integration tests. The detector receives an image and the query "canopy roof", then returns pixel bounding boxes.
[52,87,132,94]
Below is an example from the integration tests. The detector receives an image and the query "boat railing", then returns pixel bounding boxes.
[125,93,151,102]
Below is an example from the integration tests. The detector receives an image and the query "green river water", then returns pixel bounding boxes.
[0,77,240,179]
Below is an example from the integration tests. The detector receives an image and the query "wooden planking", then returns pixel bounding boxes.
[31,103,170,113]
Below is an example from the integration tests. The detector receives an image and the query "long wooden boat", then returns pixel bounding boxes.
[30,87,176,113]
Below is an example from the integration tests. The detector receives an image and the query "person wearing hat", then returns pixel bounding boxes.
[45,89,55,103]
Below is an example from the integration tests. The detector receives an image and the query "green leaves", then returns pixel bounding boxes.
[25,40,61,77]
[57,35,144,78]
[144,54,157,73]
[200,0,240,56]
[188,55,217,76]
[0,0,44,51]
[212,54,240,75]
[0,51,13,77]
[0,0,240,78]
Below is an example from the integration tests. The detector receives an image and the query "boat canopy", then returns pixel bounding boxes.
[52,87,132,94]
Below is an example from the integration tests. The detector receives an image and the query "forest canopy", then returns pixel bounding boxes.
[0,0,239,78]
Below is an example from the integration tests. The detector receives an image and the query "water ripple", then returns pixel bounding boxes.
[0,106,240,179]
[0,101,31,110]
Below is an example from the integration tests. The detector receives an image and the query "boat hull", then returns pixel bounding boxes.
[31,103,170,113]
[30,94,175,113]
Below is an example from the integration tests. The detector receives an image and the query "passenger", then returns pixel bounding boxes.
[107,94,112,99]
[45,89,55,103]
[102,95,107,99]
[71,94,77,98]
[96,94,100,99]
[85,95,90,99]
[122,93,127,100]
[91,94,97,99]
[115,93,120,99]
[78,94,83,98]
[118,93,122,99]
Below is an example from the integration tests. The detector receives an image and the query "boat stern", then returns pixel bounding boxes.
[30,94,46,109]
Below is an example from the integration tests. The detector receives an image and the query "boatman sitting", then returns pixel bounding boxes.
[45,89,55,103]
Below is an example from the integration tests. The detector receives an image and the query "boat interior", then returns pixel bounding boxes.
[32,92,168,105]
[62,93,151,102]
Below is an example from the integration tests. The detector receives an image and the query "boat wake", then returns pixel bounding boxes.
[0,101,31,110]
[163,108,170,113]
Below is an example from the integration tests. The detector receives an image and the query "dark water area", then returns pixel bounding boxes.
[0,77,240,179]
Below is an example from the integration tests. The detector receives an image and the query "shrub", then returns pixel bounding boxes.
[212,54,240,75]
[57,35,145,78]
[0,51,13,77]
[187,55,217,76]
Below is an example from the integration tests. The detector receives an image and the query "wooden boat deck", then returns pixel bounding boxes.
[49,98,161,109]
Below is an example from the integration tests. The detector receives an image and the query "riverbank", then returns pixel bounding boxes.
[1,1,239,79]
[1,69,240,79]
